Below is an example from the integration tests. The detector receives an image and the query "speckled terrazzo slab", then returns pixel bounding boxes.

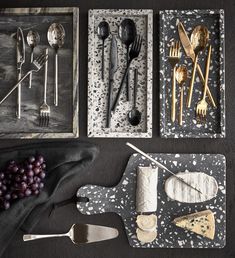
[77,153,226,248]
[159,9,225,138]
[87,9,153,138]
[0,8,79,138]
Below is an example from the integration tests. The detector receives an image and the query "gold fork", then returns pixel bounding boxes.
[196,45,212,122]
[168,40,180,122]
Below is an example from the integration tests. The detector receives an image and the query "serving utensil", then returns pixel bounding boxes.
[177,21,216,108]
[168,40,180,122]
[119,19,137,101]
[26,30,40,88]
[39,48,50,127]
[175,65,188,126]
[47,23,65,106]
[0,51,48,105]
[196,45,212,122]
[111,35,142,112]
[16,27,25,119]
[23,224,119,244]
[128,68,141,126]
[187,25,209,108]
[97,21,110,81]
[126,142,204,195]
[106,35,118,128]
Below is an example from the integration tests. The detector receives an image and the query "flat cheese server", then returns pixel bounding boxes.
[23,224,119,244]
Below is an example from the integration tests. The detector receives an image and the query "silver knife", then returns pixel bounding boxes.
[106,35,118,128]
[23,224,119,244]
[16,27,25,119]
[177,21,216,108]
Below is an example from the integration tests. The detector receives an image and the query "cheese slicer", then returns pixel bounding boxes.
[23,224,119,244]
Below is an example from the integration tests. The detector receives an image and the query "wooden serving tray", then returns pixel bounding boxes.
[77,153,226,248]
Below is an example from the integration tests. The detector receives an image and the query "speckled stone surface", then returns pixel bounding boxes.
[77,153,226,248]
[159,9,225,138]
[87,9,153,138]
[0,8,79,138]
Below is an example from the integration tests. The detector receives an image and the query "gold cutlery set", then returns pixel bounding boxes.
[169,21,217,125]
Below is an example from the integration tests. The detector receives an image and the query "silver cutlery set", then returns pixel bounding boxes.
[98,19,143,128]
[0,23,65,127]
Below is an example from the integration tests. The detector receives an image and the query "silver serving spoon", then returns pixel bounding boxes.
[27,30,40,88]
[128,69,141,126]
[97,21,110,81]
[47,23,65,106]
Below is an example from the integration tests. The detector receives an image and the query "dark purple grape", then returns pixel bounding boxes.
[3,201,10,210]
[12,165,18,173]
[20,182,27,191]
[25,189,32,196]
[33,167,40,175]
[11,193,18,200]
[0,173,4,179]
[15,175,21,182]
[18,192,24,199]
[4,193,11,201]
[39,182,44,189]
[37,155,44,164]
[27,170,34,177]
[33,161,41,167]
[0,189,2,196]
[27,177,34,185]
[28,156,36,164]
[41,163,46,169]
[1,185,7,192]
[22,175,28,182]
[33,189,39,195]
[27,164,33,170]
[34,176,41,183]
[19,168,25,174]
[0,181,2,188]
[39,172,46,179]
[31,183,39,191]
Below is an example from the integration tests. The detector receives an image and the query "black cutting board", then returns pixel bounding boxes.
[77,153,226,248]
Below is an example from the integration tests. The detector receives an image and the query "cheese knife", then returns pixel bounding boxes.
[16,27,25,119]
[177,21,216,108]
[106,35,118,128]
[23,224,119,244]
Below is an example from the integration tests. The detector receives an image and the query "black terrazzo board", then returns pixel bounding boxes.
[77,153,226,248]
[0,8,79,138]
[87,9,153,138]
[159,9,225,138]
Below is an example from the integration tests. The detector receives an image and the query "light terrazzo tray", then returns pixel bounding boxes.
[77,153,226,248]
[159,9,225,138]
[87,9,153,138]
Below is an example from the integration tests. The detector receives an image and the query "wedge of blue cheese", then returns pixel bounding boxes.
[172,210,215,240]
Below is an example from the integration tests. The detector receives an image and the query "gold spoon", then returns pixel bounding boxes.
[176,66,188,126]
[187,26,209,108]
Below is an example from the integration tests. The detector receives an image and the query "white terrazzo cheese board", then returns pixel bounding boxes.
[77,153,226,248]
[159,9,225,138]
[87,9,153,138]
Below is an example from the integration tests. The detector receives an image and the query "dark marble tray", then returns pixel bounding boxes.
[77,153,226,248]
[0,7,79,138]
[159,9,225,138]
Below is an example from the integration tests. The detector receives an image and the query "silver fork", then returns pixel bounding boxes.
[39,48,50,127]
[0,51,48,105]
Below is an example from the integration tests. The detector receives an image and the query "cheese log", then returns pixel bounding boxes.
[136,214,157,232]
[165,172,218,203]
[136,167,158,213]
[173,210,215,240]
[136,228,157,243]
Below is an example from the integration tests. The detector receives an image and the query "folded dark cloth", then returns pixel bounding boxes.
[0,141,99,258]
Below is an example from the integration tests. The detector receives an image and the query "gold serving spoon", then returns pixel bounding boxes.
[187,26,209,108]
[175,66,188,126]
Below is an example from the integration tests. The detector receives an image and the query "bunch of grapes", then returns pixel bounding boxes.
[0,155,46,210]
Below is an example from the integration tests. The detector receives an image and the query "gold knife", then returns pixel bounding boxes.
[177,21,216,108]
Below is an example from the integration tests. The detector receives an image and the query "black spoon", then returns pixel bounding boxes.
[97,21,110,81]
[128,69,141,126]
[119,19,137,101]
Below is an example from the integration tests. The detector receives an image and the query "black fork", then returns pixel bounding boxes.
[111,35,143,112]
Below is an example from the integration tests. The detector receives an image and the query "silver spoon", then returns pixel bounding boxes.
[27,30,40,88]
[47,23,65,106]
[97,21,110,81]
[128,69,141,126]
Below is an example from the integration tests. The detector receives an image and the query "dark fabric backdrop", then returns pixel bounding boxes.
[1,0,235,258]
